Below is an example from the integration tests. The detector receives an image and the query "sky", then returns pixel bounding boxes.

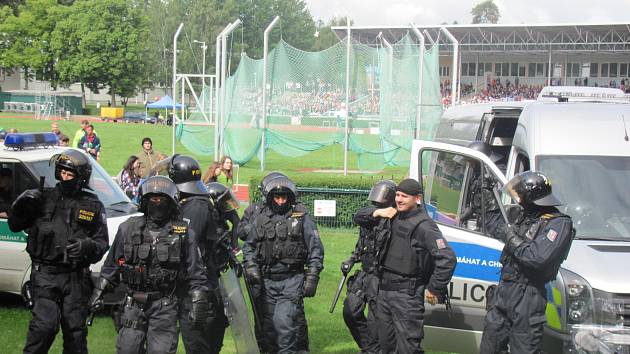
[305,0,630,26]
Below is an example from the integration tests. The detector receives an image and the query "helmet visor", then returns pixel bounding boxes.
[368,184,395,205]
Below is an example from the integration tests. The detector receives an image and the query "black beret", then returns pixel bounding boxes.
[396,178,422,196]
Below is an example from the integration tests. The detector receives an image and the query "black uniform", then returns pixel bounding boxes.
[479,208,573,353]
[99,215,207,354]
[177,195,224,354]
[343,206,383,354]
[9,184,108,354]
[462,170,505,238]
[239,201,310,353]
[243,203,324,354]
[376,206,456,354]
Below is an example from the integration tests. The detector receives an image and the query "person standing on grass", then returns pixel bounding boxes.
[135,137,167,178]
[218,156,234,188]
[202,161,222,184]
[72,119,97,148]
[9,150,109,354]
[78,124,101,161]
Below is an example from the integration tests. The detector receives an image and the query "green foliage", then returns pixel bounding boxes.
[471,0,500,24]
[50,0,151,105]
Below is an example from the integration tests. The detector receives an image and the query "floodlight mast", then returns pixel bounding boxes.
[440,27,460,105]
[219,19,242,158]
[343,16,351,176]
[260,16,280,172]
[214,22,232,161]
[193,40,208,116]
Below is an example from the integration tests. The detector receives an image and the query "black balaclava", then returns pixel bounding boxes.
[270,192,291,214]
[60,178,79,195]
[146,197,172,225]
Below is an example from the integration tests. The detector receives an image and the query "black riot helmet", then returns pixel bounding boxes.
[467,140,502,163]
[504,171,562,207]
[259,171,287,196]
[167,154,208,195]
[49,149,92,190]
[264,176,297,207]
[368,180,396,207]
[206,182,239,213]
[139,175,179,214]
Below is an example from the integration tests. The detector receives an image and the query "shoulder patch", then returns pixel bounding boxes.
[541,213,554,219]
[546,229,558,242]
[436,238,446,249]
[291,212,305,218]
[78,209,95,222]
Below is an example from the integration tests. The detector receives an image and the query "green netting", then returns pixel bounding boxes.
[179,34,442,171]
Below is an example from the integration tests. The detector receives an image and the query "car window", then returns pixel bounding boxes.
[0,162,38,219]
[420,148,503,238]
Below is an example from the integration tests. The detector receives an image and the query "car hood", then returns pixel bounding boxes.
[563,240,630,293]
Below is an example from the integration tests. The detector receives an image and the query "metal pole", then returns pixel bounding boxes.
[260,16,280,172]
[214,23,231,160]
[410,23,425,140]
[475,53,479,93]
[219,19,242,158]
[548,46,552,86]
[441,27,459,105]
[343,17,351,176]
[172,23,183,155]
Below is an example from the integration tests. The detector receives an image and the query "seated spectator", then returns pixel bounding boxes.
[202,161,222,184]
[59,135,70,147]
[118,156,142,203]
[78,124,101,161]
[135,137,167,178]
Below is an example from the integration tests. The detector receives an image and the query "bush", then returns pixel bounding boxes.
[248,173,406,228]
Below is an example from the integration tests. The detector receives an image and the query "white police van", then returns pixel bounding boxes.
[0,133,138,299]
[412,87,630,353]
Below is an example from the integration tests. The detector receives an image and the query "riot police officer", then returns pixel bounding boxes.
[167,155,223,354]
[89,176,208,354]
[374,178,456,354]
[480,171,573,354]
[242,175,324,354]
[8,149,109,354]
[238,171,310,353]
[206,182,241,255]
[342,180,396,354]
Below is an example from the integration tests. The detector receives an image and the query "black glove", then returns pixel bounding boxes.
[504,225,525,253]
[11,189,42,216]
[340,258,354,276]
[244,262,262,298]
[304,273,319,298]
[67,238,96,262]
[189,290,209,328]
[88,277,110,313]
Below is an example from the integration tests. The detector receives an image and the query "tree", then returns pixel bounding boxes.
[311,16,351,51]
[50,0,151,106]
[1,0,60,89]
[471,0,500,24]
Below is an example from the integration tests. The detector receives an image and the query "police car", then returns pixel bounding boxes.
[0,132,138,298]
[412,87,630,353]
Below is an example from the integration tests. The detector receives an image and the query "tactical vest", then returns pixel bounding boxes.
[121,217,188,293]
[501,211,574,284]
[381,210,429,278]
[357,227,379,272]
[27,188,101,265]
[254,206,307,269]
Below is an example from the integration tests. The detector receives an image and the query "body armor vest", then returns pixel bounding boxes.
[501,211,573,284]
[121,217,188,293]
[27,188,100,265]
[357,227,379,272]
[381,210,428,278]
[254,206,307,269]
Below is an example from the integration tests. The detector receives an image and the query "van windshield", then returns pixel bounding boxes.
[538,155,630,240]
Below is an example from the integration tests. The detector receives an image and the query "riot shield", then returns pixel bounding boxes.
[219,267,260,354]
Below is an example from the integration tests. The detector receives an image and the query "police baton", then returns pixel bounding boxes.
[86,311,95,327]
[329,273,347,313]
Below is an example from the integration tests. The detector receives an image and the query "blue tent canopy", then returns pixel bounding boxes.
[146,95,185,109]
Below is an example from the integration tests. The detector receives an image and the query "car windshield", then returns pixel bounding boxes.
[537,155,630,240]
[28,157,135,216]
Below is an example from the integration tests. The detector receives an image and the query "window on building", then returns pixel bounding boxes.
[495,63,502,77]
[461,63,469,76]
[469,63,477,77]
[620,63,628,77]
[502,63,509,77]
[591,63,599,78]
[511,63,518,77]
[601,63,609,77]
[609,63,618,77]
[440,66,450,77]
[536,63,545,77]
[518,64,526,77]
[528,63,536,77]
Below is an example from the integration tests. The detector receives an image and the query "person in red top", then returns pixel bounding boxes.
[78,124,101,161]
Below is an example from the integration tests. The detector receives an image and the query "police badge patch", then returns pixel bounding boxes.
[546,229,558,242]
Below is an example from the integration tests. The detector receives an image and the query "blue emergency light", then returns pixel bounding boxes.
[4,132,59,150]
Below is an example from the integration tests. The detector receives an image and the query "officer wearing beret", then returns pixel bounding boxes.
[372,178,456,353]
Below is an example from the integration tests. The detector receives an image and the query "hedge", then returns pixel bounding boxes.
[247,173,407,228]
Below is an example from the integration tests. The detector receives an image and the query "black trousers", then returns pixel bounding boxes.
[178,290,228,354]
[479,281,547,354]
[116,296,178,354]
[376,284,426,354]
[24,267,92,354]
[342,270,379,354]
